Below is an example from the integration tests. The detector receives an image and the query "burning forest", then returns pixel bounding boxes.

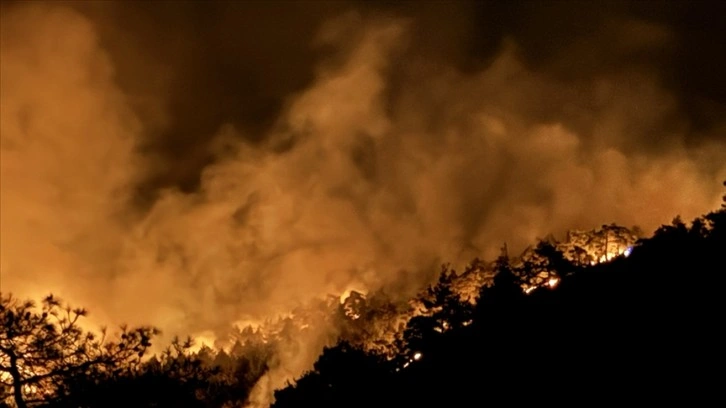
[2,1,726,407]
[4,209,725,407]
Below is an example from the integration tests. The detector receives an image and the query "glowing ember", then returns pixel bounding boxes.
[400,352,424,370]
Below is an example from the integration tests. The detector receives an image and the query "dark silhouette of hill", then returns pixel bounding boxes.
[273,204,725,408]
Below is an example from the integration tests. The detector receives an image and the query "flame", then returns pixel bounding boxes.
[189,330,217,353]
[340,289,366,320]
[603,245,633,262]
[522,277,559,295]
[401,351,423,370]
[339,288,366,304]
[234,319,265,331]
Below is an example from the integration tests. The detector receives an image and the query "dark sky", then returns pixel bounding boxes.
[41,0,726,194]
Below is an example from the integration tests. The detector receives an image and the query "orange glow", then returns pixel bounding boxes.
[2,4,724,407]
[189,330,217,353]
[339,288,366,304]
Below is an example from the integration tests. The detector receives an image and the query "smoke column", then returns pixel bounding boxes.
[2,1,725,405]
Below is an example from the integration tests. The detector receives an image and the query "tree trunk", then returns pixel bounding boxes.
[7,350,27,408]
[604,230,610,262]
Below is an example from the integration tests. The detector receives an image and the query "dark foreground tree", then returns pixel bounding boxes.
[53,337,223,408]
[0,294,157,408]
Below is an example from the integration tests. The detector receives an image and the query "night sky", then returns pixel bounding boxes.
[73,0,726,194]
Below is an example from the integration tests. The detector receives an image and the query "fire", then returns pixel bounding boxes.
[339,288,366,304]
[340,289,366,320]
[601,245,633,263]
[121,231,640,388]
[189,330,217,353]
[560,225,639,266]
[522,277,559,295]
[400,351,423,370]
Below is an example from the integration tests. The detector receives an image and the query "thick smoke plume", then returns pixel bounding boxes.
[2,2,725,405]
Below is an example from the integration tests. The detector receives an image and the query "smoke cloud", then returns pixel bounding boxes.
[0,3,146,321]
[2,1,725,404]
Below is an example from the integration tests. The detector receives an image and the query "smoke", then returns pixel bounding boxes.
[0,3,146,322]
[2,2,725,406]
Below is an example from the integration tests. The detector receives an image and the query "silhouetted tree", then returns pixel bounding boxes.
[402,266,474,358]
[273,342,391,408]
[533,240,576,278]
[477,246,525,307]
[195,344,215,365]
[54,336,233,408]
[212,349,234,371]
[0,294,157,408]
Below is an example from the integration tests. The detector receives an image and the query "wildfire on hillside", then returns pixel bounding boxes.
[1,224,645,408]
[202,224,640,366]
[200,225,638,372]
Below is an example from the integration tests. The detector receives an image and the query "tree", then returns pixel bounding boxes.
[533,240,575,279]
[0,293,158,408]
[56,336,217,408]
[273,342,391,408]
[402,266,474,358]
[486,245,525,298]
[591,224,637,262]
